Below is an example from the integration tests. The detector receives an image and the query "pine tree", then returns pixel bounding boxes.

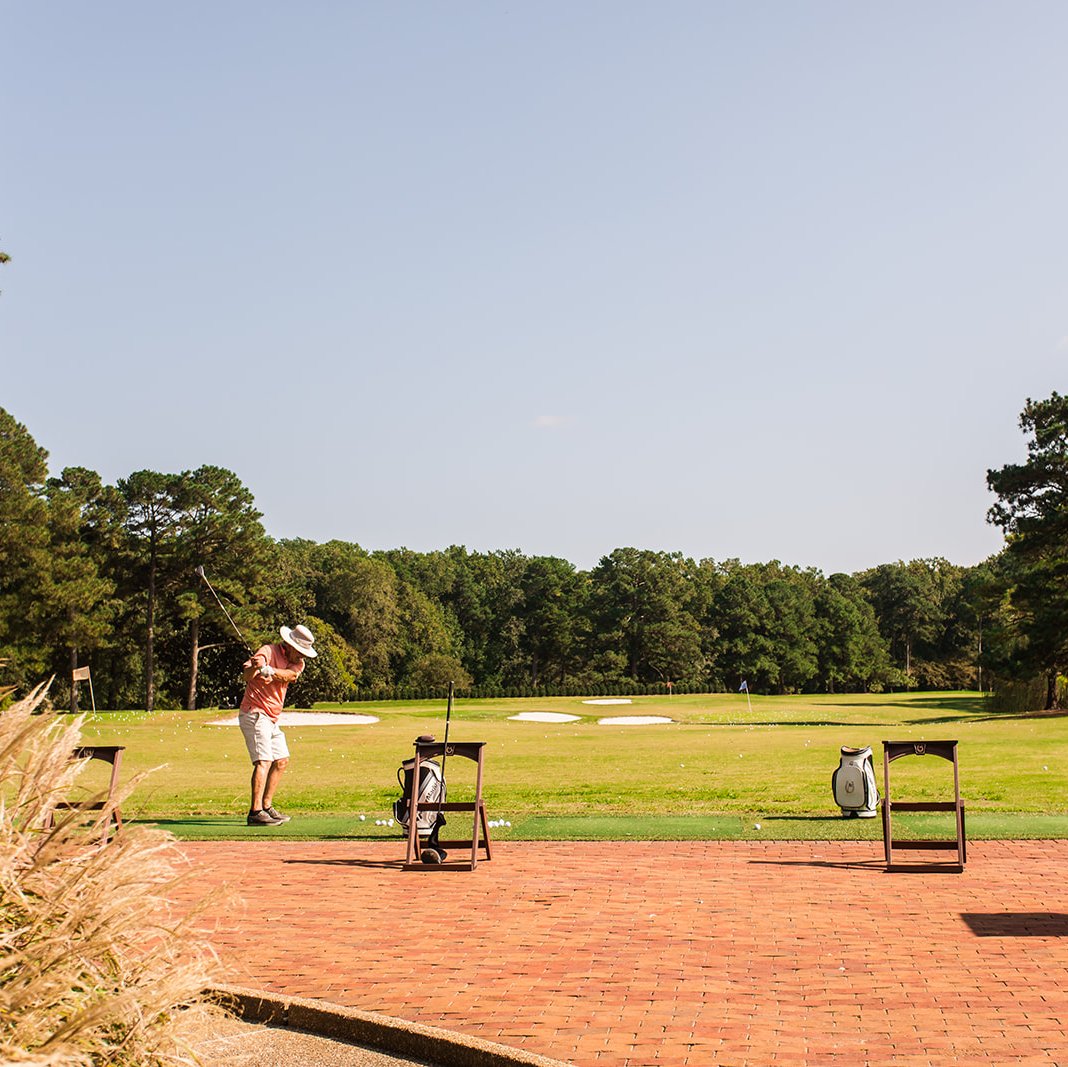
[987,392,1068,709]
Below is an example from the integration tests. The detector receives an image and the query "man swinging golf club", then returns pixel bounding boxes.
[239,624,317,826]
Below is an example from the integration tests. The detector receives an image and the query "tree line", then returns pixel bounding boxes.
[1,393,1064,710]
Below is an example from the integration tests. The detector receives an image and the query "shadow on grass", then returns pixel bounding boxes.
[762,815,873,823]
[972,709,1068,722]
[146,819,255,830]
[815,697,1068,724]
[693,720,892,728]
[815,696,988,711]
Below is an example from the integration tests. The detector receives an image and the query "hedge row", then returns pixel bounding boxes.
[350,680,718,703]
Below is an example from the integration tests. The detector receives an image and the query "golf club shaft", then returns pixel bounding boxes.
[195,566,252,651]
[440,680,454,781]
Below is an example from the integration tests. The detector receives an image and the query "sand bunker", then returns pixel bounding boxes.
[509,712,582,723]
[597,715,674,726]
[208,712,380,726]
[581,698,633,705]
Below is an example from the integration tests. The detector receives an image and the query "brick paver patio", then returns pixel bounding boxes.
[173,840,1068,1065]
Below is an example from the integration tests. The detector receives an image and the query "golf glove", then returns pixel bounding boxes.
[258,664,276,679]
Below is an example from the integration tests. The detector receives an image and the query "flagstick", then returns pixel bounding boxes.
[745,685,752,715]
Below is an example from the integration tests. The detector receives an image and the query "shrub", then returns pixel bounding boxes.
[403,653,473,693]
[0,682,225,1065]
[989,675,1066,715]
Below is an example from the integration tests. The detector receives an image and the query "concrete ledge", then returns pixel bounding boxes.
[209,984,572,1067]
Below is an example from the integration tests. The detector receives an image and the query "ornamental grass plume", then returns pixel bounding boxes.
[0,681,226,1066]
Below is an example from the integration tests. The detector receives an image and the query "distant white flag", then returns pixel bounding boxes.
[738,680,748,692]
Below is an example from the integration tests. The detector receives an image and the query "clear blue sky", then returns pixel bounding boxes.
[4,2,1064,573]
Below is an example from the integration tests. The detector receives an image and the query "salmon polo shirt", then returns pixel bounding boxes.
[240,642,304,721]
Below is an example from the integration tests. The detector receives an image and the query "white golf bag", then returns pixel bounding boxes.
[393,755,446,837]
[832,745,879,818]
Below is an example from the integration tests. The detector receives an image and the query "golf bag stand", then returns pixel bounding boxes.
[832,745,879,818]
[402,737,492,871]
[393,735,447,863]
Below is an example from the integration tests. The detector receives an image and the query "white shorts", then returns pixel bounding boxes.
[238,709,290,763]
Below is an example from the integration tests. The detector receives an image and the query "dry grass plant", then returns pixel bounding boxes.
[0,681,227,1066]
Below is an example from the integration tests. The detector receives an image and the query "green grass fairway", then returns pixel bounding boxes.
[72,691,1068,841]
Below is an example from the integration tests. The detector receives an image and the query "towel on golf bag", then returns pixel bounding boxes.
[393,756,446,834]
[832,745,878,814]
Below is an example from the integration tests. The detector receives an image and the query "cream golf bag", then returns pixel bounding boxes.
[832,745,879,818]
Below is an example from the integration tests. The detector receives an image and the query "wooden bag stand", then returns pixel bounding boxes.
[882,739,966,871]
[48,745,126,845]
[404,739,492,871]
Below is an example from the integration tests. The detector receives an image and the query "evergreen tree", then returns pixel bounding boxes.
[813,572,893,693]
[0,409,51,684]
[859,560,946,687]
[987,392,1068,708]
[173,465,272,710]
[586,548,703,684]
[518,556,586,686]
[38,469,120,710]
[118,471,183,711]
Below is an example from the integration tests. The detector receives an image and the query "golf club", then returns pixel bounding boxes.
[417,681,455,864]
[194,565,252,651]
[441,679,454,771]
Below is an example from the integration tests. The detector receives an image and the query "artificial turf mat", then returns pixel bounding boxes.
[138,812,1068,842]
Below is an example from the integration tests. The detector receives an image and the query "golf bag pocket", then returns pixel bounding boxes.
[832,745,878,816]
[393,756,446,835]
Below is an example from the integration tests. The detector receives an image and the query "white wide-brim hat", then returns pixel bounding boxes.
[280,624,317,658]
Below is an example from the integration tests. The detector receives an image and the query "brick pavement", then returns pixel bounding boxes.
[172,840,1068,1066]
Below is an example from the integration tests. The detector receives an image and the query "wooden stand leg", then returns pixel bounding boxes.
[405,750,422,865]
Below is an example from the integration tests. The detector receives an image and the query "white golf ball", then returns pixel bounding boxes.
[359,815,366,821]
[387,819,394,827]
[505,821,511,827]
[754,823,761,830]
